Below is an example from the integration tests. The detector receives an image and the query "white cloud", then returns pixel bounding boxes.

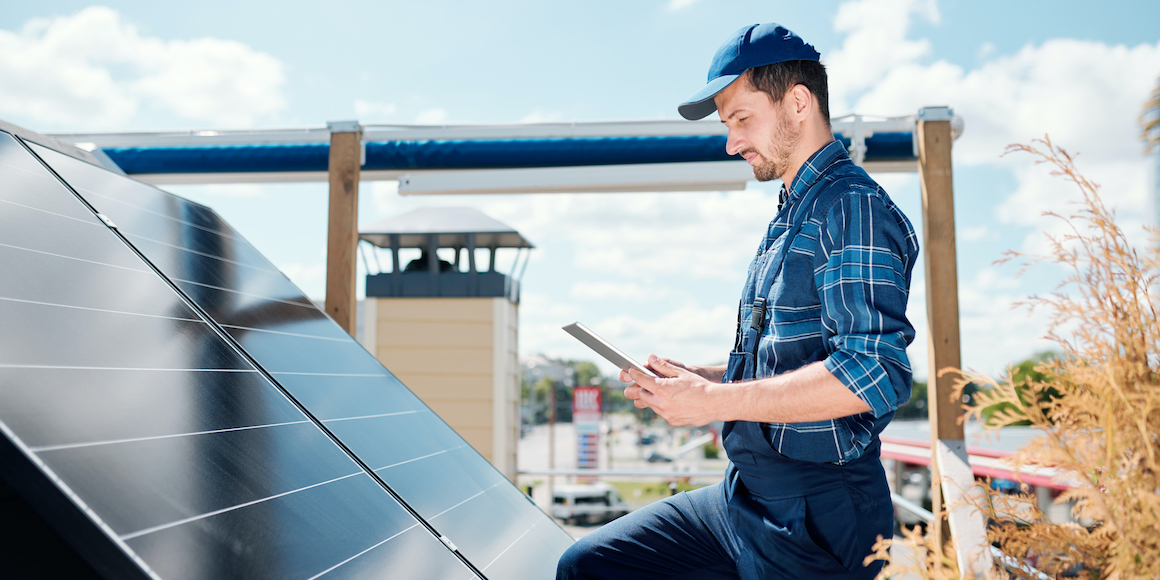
[976,42,995,61]
[519,109,567,124]
[0,7,286,130]
[279,261,327,300]
[414,107,449,124]
[665,0,704,11]
[851,40,1160,167]
[819,0,1160,379]
[521,291,582,320]
[368,180,400,216]
[997,158,1153,255]
[172,183,268,198]
[354,99,397,119]
[570,281,670,302]
[360,182,769,371]
[959,225,992,242]
[472,189,779,282]
[957,266,1056,374]
[522,300,736,376]
[826,0,940,114]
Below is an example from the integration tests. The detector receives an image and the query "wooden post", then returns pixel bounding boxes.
[917,107,964,551]
[325,121,362,336]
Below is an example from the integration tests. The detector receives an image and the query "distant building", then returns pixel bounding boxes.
[520,354,576,425]
[521,354,573,386]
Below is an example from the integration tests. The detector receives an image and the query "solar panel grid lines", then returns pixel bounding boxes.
[1,132,478,579]
[0,419,162,580]
[27,140,576,577]
[26,138,495,580]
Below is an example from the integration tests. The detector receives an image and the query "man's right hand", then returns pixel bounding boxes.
[619,357,725,384]
[619,356,728,414]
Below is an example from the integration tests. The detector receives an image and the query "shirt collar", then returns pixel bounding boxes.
[778,139,850,210]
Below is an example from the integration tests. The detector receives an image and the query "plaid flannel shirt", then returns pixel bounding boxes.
[726,139,919,464]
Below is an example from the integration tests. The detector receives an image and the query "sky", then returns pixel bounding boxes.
[2,0,1158,381]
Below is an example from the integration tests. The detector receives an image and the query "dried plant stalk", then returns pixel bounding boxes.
[1142,77,1159,152]
[864,521,961,579]
[870,137,1160,579]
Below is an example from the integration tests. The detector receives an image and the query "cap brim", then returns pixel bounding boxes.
[677,74,741,120]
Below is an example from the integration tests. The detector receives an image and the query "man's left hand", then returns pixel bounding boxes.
[622,355,721,427]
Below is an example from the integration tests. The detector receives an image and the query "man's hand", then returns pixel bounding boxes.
[622,358,873,426]
[620,355,723,426]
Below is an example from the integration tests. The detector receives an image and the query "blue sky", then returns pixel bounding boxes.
[3,0,1158,380]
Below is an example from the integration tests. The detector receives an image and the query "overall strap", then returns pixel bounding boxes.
[745,179,849,360]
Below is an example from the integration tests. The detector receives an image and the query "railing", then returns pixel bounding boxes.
[518,469,1051,578]
[889,492,1052,580]
[517,468,723,478]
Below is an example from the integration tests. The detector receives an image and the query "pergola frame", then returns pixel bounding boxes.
[49,108,985,572]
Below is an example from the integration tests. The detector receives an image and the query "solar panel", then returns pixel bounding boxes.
[0,131,476,580]
[28,142,574,577]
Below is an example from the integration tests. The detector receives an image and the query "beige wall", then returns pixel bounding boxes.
[366,297,518,481]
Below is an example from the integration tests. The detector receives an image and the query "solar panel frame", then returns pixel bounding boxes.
[26,140,575,578]
[1,131,481,580]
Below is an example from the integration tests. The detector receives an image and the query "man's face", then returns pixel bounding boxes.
[714,77,800,182]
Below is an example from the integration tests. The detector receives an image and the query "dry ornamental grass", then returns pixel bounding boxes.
[867,136,1160,579]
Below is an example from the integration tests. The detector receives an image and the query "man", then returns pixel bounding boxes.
[557,23,919,580]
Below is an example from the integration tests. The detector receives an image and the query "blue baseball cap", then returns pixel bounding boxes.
[678,23,821,121]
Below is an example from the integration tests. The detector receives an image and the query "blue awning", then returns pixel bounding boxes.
[101,133,916,175]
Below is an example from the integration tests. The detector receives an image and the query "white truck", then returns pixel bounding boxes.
[550,483,631,525]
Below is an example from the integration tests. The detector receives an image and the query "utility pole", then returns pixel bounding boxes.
[548,379,556,503]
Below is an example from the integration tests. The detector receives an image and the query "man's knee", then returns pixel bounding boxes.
[555,534,600,580]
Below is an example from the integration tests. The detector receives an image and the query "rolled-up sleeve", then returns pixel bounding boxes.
[816,185,917,419]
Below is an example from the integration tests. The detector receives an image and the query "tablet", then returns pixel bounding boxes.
[562,322,658,378]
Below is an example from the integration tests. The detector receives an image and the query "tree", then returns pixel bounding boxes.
[978,350,1061,426]
[532,377,553,424]
[571,360,602,386]
[894,380,928,419]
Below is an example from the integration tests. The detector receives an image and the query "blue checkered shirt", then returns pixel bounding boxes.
[724,140,919,464]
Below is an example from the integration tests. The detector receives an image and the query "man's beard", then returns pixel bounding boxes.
[748,113,800,182]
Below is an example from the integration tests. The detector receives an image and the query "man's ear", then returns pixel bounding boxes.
[787,84,812,122]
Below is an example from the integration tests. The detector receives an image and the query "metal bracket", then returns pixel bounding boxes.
[327,120,366,166]
[438,535,459,552]
[96,213,117,229]
[326,120,361,133]
[915,107,965,150]
[917,106,954,122]
[848,114,867,167]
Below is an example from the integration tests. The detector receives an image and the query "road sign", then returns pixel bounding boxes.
[573,386,602,480]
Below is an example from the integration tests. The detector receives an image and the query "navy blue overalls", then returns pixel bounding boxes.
[558,145,907,579]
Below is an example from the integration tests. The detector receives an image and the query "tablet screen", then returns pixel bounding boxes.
[562,322,658,379]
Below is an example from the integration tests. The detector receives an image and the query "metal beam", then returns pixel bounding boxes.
[399,161,751,195]
[394,159,920,195]
[123,159,921,187]
[47,114,959,189]
[48,116,928,147]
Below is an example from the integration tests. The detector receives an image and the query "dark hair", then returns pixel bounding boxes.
[745,60,830,127]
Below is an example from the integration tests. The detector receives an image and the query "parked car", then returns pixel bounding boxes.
[646,451,673,463]
[551,483,631,525]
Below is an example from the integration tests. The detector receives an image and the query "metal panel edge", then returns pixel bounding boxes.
[0,422,156,580]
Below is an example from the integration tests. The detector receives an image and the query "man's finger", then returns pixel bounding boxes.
[627,367,658,388]
[647,355,692,379]
[624,384,641,400]
[619,368,632,383]
[637,386,661,409]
